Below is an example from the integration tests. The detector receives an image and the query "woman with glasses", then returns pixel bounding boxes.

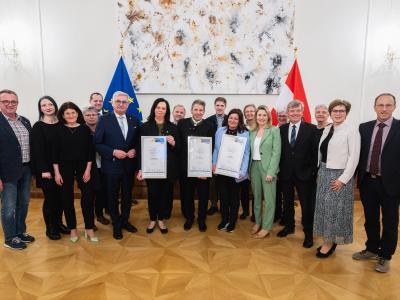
[314,99,360,258]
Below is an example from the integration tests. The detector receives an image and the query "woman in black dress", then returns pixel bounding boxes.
[53,102,97,243]
[137,98,179,234]
[31,96,69,240]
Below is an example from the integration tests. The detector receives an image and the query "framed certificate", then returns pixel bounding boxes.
[215,134,247,179]
[188,136,212,177]
[141,136,167,179]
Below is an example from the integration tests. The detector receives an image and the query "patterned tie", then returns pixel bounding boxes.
[118,116,126,139]
[369,123,386,175]
[290,124,296,147]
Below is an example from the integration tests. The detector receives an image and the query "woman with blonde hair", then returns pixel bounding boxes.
[249,106,281,238]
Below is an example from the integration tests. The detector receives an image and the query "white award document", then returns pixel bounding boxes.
[141,136,167,179]
[188,136,212,177]
[215,134,247,179]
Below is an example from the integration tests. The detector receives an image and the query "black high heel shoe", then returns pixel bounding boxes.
[158,221,168,234]
[146,222,156,234]
[316,243,337,258]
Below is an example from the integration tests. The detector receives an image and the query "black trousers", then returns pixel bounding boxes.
[146,179,169,221]
[218,175,240,225]
[360,175,400,260]
[240,179,253,216]
[166,182,174,218]
[182,177,209,222]
[281,176,316,235]
[41,178,63,230]
[91,167,107,218]
[106,172,133,228]
[209,175,220,208]
[59,161,94,229]
[274,179,284,220]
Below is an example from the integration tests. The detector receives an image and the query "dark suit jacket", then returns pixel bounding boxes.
[138,120,180,181]
[279,121,318,181]
[94,113,140,175]
[206,114,227,131]
[177,118,216,177]
[358,118,400,197]
[0,113,32,182]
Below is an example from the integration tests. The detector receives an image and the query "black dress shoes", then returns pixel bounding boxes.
[239,213,249,220]
[57,223,70,235]
[184,219,193,231]
[277,227,295,237]
[303,234,314,248]
[113,226,123,240]
[122,222,138,233]
[198,220,207,232]
[46,229,61,240]
[97,216,110,225]
[316,244,337,258]
[207,206,218,216]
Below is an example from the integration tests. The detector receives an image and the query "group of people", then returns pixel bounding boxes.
[0,88,398,274]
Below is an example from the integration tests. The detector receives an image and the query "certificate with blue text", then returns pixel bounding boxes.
[188,136,212,177]
[141,136,167,179]
[215,134,247,179]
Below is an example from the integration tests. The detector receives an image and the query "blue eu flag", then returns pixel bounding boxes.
[102,56,142,121]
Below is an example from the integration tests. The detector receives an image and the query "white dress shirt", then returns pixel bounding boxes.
[288,120,301,143]
[253,136,262,160]
[115,112,128,139]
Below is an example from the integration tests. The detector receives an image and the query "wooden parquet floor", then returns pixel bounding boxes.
[0,200,399,300]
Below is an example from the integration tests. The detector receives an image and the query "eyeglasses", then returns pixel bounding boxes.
[115,100,129,105]
[331,109,346,114]
[375,104,394,109]
[0,100,18,106]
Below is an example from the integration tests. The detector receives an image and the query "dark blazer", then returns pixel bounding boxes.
[206,114,228,131]
[138,120,180,181]
[0,113,32,182]
[358,118,400,197]
[177,118,217,177]
[279,122,318,181]
[94,113,140,175]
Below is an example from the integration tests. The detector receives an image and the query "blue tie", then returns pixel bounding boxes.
[290,124,296,147]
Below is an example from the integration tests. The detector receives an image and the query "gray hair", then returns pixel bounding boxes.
[173,104,186,112]
[314,104,328,111]
[286,100,304,112]
[82,106,99,115]
[112,91,129,102]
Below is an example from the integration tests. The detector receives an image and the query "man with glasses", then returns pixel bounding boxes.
[353,93,400,273]
[94,91,140,240]
[0,89,35,250]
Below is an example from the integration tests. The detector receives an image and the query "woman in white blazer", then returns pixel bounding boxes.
[313,99,360,258]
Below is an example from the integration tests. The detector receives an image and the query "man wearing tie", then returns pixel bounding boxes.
[277,100,318,248]
[353,93,400,273]
[94,91,140,240]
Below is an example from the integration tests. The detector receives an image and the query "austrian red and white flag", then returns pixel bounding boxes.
[271,59,311,125]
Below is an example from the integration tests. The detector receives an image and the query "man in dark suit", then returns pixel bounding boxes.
[277,100,318,248]
[206,97,228,215]
[178,99,216,232]
[0,89,35,250]
[94,91,140,240]
[353,93,400,273]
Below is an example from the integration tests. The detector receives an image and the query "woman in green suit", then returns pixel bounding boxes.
[249,105,281,238]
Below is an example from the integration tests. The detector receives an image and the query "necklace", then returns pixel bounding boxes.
[65,124,80,134]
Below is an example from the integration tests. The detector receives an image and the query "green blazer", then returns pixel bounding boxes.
[249,126,281,177]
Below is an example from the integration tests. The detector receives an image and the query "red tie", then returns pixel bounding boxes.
[369,123,386,175]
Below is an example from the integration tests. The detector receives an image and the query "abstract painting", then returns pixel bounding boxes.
[117,0,294,94]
